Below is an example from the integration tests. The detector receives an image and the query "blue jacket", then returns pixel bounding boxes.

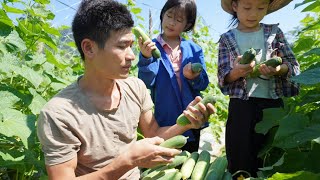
[137,38,209,141]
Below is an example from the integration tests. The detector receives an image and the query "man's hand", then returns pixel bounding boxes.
[125,137,181,168]
[182,96,216,129]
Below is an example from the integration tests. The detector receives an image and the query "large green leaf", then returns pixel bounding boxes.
[17,65,43,88]
[269,171,320,180]
[0,108,31,147]
[274,124,320,148]
[303,48,320,56]
[4,30,26,52]
[45,49,68,69]
[2,3,24,14]
[293,37,314,52]
[0,9,13,27]
[255,108,287,135]
[28,88,47,115]
[273,113,309,148]
[291,67,320,85]
[0,91,20,109]
[301,0,320,12]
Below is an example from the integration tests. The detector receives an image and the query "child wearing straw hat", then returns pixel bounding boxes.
[217,0,300,178]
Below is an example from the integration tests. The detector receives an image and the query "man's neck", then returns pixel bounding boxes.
[79,75,121,111]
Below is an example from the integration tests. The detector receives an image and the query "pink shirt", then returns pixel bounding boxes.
[157,35,182,89]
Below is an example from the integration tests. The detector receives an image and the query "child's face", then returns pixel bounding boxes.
[161,7,189,38]
[232,0,269,31]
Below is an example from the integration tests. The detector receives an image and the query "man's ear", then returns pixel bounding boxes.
[81,39,97,59]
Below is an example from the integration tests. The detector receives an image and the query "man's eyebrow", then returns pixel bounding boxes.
[118,39,134,45]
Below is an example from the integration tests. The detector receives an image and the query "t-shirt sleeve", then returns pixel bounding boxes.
[37,109,81,166]
[136,78,154,113]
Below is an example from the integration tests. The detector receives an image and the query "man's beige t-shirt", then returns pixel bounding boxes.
[37,77,154,179]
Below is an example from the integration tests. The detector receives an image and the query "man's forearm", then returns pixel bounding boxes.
[153,124,190,140]
[76,156,134,180]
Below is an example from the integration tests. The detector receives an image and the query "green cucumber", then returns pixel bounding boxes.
[191,150,211,180]
[159,135,189,149]
[156,169,179,180]
[240,48,256,64]
[249,56,283,78]
[176,95,216,126]
[132,26,161,58]
[180,152,199,180]
[191,62,203,73]
[204,156,228,180]
[166,150,191,168]
[222,171,233,180]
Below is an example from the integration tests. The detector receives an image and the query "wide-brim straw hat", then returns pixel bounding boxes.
[221,0,293,15]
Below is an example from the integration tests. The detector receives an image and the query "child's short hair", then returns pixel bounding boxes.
[160,0,197,32]
[72,0,134,60]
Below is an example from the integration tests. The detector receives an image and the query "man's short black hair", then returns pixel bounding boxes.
[72,0,134,60]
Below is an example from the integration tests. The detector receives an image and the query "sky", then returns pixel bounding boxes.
[49,0,308,42]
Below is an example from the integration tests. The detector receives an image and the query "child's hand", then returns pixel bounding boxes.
[183,62,201,80]
[259,64,281,77]
[225,56,255,83]
[233,56,255,77]
[138,37,157,58]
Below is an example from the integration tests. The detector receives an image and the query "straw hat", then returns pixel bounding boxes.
[221,0,293,15]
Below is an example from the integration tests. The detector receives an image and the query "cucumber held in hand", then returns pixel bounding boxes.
[132,26,161,58]
[176,95,216,126]
[249,56,282,78]
[240,48,256,64]
[159,135,188,149]
[191,62,203,73]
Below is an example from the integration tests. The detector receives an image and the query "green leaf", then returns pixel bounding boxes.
[255,108,286,135]
[39,35,57,51]
[273,113,309,148]
[291,67,320,85]
[0,9,14,27]
[34,0,50,4]
[0,108,31,147]
[301,1,320,12]
[269,171,320,180]
[258,154,284,171]
[42,23,61,36]
[4,30,26,52]
[17,65,43,88]
[293,37,314,52]
[45,49,68,69]
[0,91,20,109]
[44,71,68,84]
[131,7,142,14]
[28,88,47,115]
[275,124,320,148]
[303,48,320,56]
[311,109,320,125]
[2,3,24,14]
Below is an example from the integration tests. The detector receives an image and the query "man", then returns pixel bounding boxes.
[37,0,215,179]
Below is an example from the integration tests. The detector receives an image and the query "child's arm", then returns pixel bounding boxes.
[275,28,300,78]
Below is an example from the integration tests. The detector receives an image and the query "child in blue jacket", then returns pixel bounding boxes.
[137,0,209,152]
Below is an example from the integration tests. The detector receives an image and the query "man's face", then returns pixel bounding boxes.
[92,29,135,80]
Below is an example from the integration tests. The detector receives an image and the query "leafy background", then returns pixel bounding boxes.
[0,0,319,179]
